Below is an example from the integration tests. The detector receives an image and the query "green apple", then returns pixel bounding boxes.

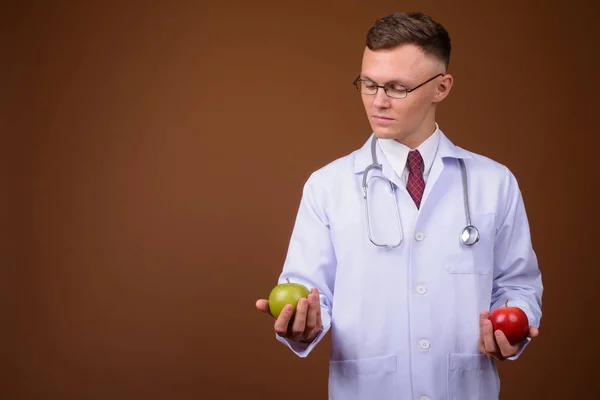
[268,278,310,319]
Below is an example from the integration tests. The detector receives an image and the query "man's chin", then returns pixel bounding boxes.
[373,129,401,140]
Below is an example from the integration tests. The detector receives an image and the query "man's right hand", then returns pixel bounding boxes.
[256,287,322,343]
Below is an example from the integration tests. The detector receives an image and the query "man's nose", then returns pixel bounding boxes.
[372,88,391,108]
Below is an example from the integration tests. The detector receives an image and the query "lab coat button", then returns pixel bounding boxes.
[420,397,430,400]
[419,339,430,349]
[416,285,427,295]
[415,232,425,241]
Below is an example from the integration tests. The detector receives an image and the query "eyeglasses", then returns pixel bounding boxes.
[352,73,444,99]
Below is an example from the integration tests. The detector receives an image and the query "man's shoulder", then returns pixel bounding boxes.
[458,145,521,192]
[304,145,361,188]
[457,144,511,174]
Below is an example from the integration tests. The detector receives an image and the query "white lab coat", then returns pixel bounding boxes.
[275,130,543,400]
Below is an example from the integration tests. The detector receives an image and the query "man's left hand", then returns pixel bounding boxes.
[478,311,539,361]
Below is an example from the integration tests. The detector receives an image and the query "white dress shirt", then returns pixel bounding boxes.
[378,124,441,185]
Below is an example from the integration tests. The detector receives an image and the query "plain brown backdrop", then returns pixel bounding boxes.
[2,0,599,399]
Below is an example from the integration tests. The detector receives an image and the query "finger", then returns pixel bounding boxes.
[478,339,488,358]
[304,293,318,337]
[494,330,517,359]
[291,298,309,339]
[529,326,539,338]
[478,312,489,356]
[478,312,487,343]
[273,305,294,337]
[309,288,322,333]
[256,299,270,315]
[482,319,499,355]
[315,296,323,330]
[477,336,488,357]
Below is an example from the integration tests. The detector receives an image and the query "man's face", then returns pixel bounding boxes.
[358,44,449,143]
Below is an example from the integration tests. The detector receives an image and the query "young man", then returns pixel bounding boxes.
[256,12,543,400]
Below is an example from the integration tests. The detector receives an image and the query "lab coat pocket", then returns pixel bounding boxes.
[329,355,398,400]
[443,212,495,275]
[447,353,500,400]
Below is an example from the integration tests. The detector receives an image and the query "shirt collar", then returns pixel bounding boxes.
[353,124,472,174]
[377,124,441,178]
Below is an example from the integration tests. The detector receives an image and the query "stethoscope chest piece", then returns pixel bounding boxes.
[460,225,480,246]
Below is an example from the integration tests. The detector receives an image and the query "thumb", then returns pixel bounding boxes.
[256,299,271,314]
[529,326,539,338]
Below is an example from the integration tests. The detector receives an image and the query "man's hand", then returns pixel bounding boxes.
[256,287,322,343]
[478,311,539,360]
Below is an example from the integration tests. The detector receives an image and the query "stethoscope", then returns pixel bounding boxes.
[361,135,480,249]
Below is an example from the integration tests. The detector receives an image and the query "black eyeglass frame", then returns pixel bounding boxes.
[352,73,444,99]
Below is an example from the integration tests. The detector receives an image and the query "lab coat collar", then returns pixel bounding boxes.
[353,127,472,174]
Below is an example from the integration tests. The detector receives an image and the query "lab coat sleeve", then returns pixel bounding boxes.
[274,172,336,358]
[491,167,543,360]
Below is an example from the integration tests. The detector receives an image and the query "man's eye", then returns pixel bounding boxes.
[387,85,407,92]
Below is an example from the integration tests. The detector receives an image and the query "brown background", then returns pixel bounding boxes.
[2,0,599,399]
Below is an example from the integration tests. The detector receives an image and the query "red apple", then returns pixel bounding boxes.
[488,299,529,345]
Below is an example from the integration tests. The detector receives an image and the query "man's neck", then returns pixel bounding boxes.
[395,121,437,150]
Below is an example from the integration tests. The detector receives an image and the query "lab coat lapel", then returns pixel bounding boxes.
[420,131,472,209]
[421,155,443,208]
[353,134,404,189]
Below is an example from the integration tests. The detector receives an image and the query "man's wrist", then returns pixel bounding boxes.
[299,328,322,343]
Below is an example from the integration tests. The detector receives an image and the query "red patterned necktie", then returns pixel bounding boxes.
[407,150,425,208]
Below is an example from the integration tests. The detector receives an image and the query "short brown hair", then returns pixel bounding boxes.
[366,12,451,69]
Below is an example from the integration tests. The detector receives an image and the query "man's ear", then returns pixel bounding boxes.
[433,73,453,103]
